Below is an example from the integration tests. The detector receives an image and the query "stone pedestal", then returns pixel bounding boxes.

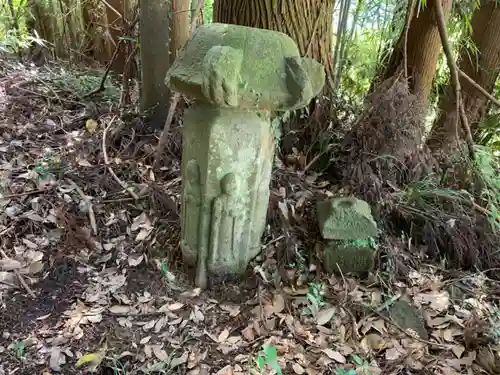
[165,23,325,288]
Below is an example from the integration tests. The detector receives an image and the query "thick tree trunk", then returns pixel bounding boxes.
[373,0,453,106]
[139,0,171,127]
[427,0,500,151]
[213,0,334,87]
[170,0,190,61]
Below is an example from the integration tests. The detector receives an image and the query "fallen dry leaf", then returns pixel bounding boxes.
[159,302,184,312]
[414,291,450,312]
[49,347,66,371]
[128,254,144,267]
[316,307,335,326]
[322,349,346,363]
[152,345,168,361]
[140,336,151,344]
[385,347,403,360]
[218,329,230,343]
[108,305,130,314]
[361,333,387,352]
[272,293,285,313]
[451,344,465,359]
[292,362,305,374]
[0,258,22,270]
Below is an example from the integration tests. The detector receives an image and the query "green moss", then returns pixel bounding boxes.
[323,243,376,275]
[317,197,378,240]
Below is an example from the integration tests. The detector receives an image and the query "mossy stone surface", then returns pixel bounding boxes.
[165,23,325,111]
[317,197,378,240]
[323,243,376,275]
[386,300,428,340]
[168,23,326,289]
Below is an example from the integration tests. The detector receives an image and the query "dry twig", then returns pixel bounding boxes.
[153,93,181,169]
[0,249,36,299]
[0,188,50,200]
[66,178,98,235]
[119,3,140,107]
[458,69,500,108]
[434,0,475,160]
[300,144,335,176]
[102,116,140,200]
[83,40,122,99]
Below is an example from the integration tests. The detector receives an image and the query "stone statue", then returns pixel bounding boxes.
[167,23,326,288]
[210,173,242,265]
[180,159,201,265]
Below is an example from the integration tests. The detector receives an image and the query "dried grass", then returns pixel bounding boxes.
[339,76,500,275]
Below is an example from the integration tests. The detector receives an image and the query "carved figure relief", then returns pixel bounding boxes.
[181,159,201,255]
[209,173,243,265]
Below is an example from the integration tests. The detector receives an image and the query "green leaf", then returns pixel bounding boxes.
[14,341,25,358]
[270,361,283,375]
[256,354,266,370]
[118,35,137,42]
[351,354,364,366]
[160,260,168,278]
[75,350,105,369]
[263,345,278,361]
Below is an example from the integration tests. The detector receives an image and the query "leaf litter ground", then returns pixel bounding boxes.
[1,60,500,375]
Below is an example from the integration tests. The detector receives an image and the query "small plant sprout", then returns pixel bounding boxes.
[10,341,26,359]
[303,282,328,317]
[250,344,283,375]
[351,354,375,375]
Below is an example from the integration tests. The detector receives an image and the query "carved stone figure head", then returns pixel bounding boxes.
[186,160,200,182]
[221,173,237,195]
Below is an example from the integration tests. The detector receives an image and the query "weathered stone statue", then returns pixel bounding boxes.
[209,174,243,265]
[166,23,325,288]
[180,159,201,265]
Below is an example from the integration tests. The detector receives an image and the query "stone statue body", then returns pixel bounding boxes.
[184,106,268,287]
[210,173,242,265]
[180,160,201,264]
[168,23,325,288]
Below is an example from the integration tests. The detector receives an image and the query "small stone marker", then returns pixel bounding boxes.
[386,300,428,340]
[317,197,378,240]
[317,197,378,275]
[323,244,376,274]
[166,23,325,288]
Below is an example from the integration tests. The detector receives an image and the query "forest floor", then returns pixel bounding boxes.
[1,59,500,375]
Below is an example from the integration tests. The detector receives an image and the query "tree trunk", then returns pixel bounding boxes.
[105,0,128,74]
[213,0,334,87]
[373,0,453,106]
[30,0,56,53]
[140,0,171,126]
[427,0,500,151]
[170,0,190,61]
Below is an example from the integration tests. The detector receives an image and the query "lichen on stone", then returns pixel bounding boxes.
[317,197,378,240]
[323,243,376,275]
